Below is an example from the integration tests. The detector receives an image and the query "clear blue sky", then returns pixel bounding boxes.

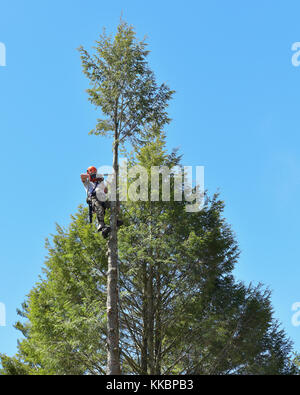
[1,0,300,358]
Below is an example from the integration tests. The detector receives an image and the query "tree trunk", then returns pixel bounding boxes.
[141,262,148,374]
[154,266,162,375]
[106,138,121,375]
[147,204,155,374]
[147,262,155,374]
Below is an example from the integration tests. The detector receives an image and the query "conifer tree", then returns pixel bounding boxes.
[1,22,299,377]
[1,136,298,375]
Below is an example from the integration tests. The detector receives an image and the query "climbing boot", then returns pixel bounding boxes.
[101,226,111,239]
[97,223,105,232]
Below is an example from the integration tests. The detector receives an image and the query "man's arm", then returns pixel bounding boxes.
[81,173,89,184]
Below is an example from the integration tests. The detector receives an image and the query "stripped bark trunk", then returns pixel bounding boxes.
[141,261,148,374]
[141,261,154,375]
[154,266,162,375]
[106,137,121,375]
[147,262,155,374]
[147,207,155,374]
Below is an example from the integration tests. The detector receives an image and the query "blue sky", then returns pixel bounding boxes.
[0,0,300,358]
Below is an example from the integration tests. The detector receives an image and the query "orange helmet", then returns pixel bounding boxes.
[87,166,97,174]
[87,166,97,181]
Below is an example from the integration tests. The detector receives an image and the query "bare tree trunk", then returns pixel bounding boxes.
[141,262,148,374]
[147,262,155,374]
[148,205,156,374]
[106,138,121,375]
[154,266,162,375]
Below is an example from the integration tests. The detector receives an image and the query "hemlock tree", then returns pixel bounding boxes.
[0,213,109,375]
[1,23,299,376]
[117,133,298,375]
[78,21,174,374]
[0,135,298,375]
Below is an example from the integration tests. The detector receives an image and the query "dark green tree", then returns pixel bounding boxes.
[1,211,108,375]
[1,21,298,376]
[1,134,298,375]
[117,132,298,375]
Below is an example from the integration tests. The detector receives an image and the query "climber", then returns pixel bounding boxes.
[81,166,111,238]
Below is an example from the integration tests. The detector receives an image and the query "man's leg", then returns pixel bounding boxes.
[91,198,106,231]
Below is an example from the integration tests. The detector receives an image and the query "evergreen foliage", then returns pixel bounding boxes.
[1,134,298,375]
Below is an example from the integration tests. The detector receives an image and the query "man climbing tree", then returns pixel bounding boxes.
[79,20,174,374]
[81,166,111,238]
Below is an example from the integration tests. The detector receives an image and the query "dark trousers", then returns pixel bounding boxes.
[87,196,110,227]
